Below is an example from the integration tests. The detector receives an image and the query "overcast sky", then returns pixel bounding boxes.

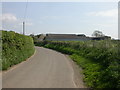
[2,2,118,39]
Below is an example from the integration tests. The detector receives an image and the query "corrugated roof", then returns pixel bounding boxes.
[45,34,89,40]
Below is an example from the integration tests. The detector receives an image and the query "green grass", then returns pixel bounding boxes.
[35,40,120,88]
[2,31,35,70]
[70,54,104,88]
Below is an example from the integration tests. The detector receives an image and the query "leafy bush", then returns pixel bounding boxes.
[35,40,120,88]
[2,31,35,70]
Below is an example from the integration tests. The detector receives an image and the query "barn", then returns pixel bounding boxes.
[45,34,91,41]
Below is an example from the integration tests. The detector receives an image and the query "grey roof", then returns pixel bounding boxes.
[45,34,90,41]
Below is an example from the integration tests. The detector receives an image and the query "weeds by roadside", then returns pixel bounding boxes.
[35,40,120,88]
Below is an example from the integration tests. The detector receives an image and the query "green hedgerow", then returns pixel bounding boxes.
[2,31,35,70]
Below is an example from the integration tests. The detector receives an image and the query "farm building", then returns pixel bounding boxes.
[37,34,46,41]
[44,34,111,41]
[45,34,91,41]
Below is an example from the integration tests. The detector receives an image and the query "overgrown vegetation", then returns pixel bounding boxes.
[35,40,120,89]
[2,31,35,70]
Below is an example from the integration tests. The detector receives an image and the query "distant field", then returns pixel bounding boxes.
[35,40,120,88]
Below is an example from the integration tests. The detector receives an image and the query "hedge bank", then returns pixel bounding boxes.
[2,31,35,70]
[35,41,120,89]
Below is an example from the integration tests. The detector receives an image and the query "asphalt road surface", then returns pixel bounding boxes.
[2,47,85,88]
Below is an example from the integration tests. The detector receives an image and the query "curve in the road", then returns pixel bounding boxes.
[2,47,85,88]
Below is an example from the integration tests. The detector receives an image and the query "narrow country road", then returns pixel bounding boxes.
[2,47,85,88]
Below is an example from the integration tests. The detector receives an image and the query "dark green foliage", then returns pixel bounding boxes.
[2,31,35,70]
[70,54,102,88]
[36,40,120,88]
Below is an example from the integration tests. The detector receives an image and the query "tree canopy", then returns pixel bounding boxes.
[92,30,105,37]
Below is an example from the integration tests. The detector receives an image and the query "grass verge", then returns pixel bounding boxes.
[35,41,120,88]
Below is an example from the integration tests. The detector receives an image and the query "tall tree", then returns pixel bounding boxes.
[92,30,105,37]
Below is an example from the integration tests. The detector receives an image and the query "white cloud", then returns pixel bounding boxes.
[88,9,118,17]
[2,13,33,34]
[1,13,18,22]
